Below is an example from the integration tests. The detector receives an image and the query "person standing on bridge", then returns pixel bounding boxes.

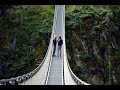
[53,36,57,56]
[57,36,63,57]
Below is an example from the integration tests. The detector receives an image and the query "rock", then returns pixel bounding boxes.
[90,75,104,85]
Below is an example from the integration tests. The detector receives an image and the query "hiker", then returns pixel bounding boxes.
[57,36,63,57]
[53,36,57,56]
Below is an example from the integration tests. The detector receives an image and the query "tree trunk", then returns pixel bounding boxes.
[112,70,117,84]
[0,60,2,79]
[12,37,17,61]
[111,36,118,49]
[106,14,112,85]
[72,32,87,53]
[12,7,23,62]
[108,48,111,85]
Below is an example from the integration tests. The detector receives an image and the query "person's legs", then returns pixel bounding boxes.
[53,45,56,56]
[53,46,55,56]
[54,45,56,55]
[60,46,61,57]
[58,45,60,57]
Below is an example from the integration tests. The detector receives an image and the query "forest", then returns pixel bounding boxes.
[0,5,54,79]
[65,5,120,85]
[1,5,120,85]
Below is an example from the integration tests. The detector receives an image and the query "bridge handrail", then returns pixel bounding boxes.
[44,5,57,85]
[0,6,56,85]
[66,53,90,85]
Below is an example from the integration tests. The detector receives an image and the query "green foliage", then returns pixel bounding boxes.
[113,49,120,64]
[109,21,118,34]
[66,5,120,84]
[0,5,54,79]
[79,51,92,62]
[98,41,106,51]
[66,11,82,31]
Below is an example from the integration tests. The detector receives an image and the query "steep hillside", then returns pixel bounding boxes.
[66,5,120,85]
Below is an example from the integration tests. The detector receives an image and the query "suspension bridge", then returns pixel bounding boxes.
[0,5,90,85]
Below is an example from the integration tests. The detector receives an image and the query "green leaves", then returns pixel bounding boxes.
[66,5,120,84]
[109,22,118,34]
[79,51,92,62]
[113,49,120,64]
[0,5,54,78]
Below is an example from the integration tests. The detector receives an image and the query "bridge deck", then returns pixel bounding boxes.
[46,5,64,85]
[47,57,63,85]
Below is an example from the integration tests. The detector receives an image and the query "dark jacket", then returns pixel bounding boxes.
[53,39,57,46]
[58,39,63,46]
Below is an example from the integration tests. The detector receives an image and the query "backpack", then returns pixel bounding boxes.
[58,39,63,46]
